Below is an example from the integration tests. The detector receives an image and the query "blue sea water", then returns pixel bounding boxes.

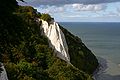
[59,22,120,80]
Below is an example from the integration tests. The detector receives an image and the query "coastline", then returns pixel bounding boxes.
[93,57,108,80]
[93,57,120,80]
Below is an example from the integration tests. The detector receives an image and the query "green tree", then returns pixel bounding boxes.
[40,14,52,22]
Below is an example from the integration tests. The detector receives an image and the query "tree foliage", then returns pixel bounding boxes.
[40,14,52,22]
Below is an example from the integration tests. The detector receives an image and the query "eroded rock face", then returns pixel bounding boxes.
[0,63,8,80]
[41,20,70,62]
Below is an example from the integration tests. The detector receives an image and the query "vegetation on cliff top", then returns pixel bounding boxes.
[0,0,98,80]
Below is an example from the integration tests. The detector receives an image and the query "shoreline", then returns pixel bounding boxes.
[93,57,108,80]
[93,57,120,80]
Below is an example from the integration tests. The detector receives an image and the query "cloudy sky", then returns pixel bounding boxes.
[19,0,120,22]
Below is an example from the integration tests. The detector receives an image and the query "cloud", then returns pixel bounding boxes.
[36,5,65,13]
[36,3,106,14]
[117,7,120,13]
[18,0,120,7]
[72,4,106,11]
[62,15,90,18]
[107,12,119,17]
[18,0,120,22]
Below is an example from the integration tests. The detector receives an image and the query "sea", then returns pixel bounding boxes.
[59,22,120,80]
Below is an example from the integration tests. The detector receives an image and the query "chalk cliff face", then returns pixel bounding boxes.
[41,20,70,62]
[0,63,8,80]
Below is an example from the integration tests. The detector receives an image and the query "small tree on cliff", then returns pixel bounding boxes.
[40,14,52,22]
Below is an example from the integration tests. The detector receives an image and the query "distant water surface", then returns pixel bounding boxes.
[59,22,120,80]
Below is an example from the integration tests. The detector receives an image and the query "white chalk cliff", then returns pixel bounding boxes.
[0,63,8,80]
[41,20,70,62]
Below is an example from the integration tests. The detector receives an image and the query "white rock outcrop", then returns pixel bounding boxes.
[0,63,8,80]
[41,20,70,62]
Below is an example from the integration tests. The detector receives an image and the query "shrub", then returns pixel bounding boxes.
[40,14,52,22]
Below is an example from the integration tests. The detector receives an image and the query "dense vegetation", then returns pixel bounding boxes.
[0,0,98,80]
[40,14,52,22]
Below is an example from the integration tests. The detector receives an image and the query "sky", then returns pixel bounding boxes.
[18,0,120,22]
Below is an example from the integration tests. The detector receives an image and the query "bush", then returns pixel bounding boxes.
[40,14,52,22]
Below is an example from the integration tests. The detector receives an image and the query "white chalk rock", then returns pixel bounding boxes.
[0,63,8,80]
[41,20,70,62]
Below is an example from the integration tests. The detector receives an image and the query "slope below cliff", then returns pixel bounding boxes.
[60,25,98,74]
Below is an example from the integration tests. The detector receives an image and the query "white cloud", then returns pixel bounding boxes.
[36,3,106,14]
[63,15,89,18]
[36,5,65,14]
[117,7,120,13]
[72,4,106,11]
[115,5,120,16]
[34,2,120,22]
